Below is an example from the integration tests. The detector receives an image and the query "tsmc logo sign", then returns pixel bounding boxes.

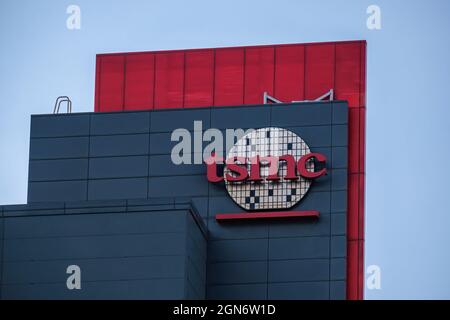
[206,128,327,211]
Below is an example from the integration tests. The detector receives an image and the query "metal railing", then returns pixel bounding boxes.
[53,96,72,114]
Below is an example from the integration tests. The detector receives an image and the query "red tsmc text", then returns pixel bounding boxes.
[206,153,327,183]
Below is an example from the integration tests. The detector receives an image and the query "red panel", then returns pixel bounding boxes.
[244,47,275,104]
[94,56,101,112]
[358,174,365,240]
[359,107,366,173]
[154,52,184,109]
[360,43,367,107]
[347,240,359,300]
[274,45,305,102]
[98,55,125,112]
[216,211,319,221]
[348,108,360,174]
[358,240,365,300]
[335,43,361,108]
[347,174,359,240]
[185,50,214,108]
[124,53,155,110]
[214,48,245,106]
[305,44,335,100]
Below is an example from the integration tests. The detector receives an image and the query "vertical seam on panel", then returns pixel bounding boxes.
[147,111,152,199]
[97,57,103,112]
[122,55,127,111]
[152,54,156,110]
[273,47,277,99]
[183,52,187,108]
[303,46,307,99]
[329,102,334,300]
[359,42,363,108]
[243,48,247,104]
[85,114,92,201]
[212,49,216,106]
[330,54,336,298]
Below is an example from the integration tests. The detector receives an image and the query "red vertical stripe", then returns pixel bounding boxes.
[335,43,361,108]
[98,55,125,112]
[154,52,185,109]
[185,50,214,108]
[359,107,366,173]
[244,47,275,104]
[347,240,359,300]
[348,108,360,174]
[124,53,155,110]
[214,48,245,106]
[347,174,359,240]
[360,42,367,107]
[358,240,365,299]
[274,45,305,102]
[305,44,335,100]
[358,173,365,240]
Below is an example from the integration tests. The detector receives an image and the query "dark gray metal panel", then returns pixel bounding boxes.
[3,233,187,261]
[332,125,348,147]
[28,181,87,202]
[150,132,207,156]
[270,103,332,127]
[29,159,88,182]
[332,102,348,125]
[88,156,148,179]
[330,281,346,300]
[2,278,186,300]
[331,213,346,235]
[207,284,267,300]
[268,259,329,282]
[88,178,148,200]
[30,137,89,160]
[286,126,332,148]
[208,196,247,217]
[268,214,330,238]
[4,211,187,239]
[331,236,347,258]
[291,191,331,213]
[330,258,346,280]
[268,282,329,300]
[207,261,267,285]
[149,132,177,155]
[90,112,150,135]
[31,114,90,138]
[90,134,149,157]
[331,169,348,191]
[332,147,348,169]
[207,217,269,240]
[208,239,268,262]
[331,191,347,212]
[2,256,186,284]
[150,109,210,133]
[149,155,205,176]
[268,236,329,260]
[211,106,271,129]
[148,176,208,198]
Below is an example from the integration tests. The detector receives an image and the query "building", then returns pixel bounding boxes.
[0,40,366,300]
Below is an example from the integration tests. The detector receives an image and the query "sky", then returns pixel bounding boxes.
[1,0,450,299]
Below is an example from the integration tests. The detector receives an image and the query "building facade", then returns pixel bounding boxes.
[0,40,366,300]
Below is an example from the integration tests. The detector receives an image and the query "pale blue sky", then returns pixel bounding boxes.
[1,0,450,299]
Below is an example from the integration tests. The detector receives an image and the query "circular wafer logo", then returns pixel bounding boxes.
[224,127,315,211]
